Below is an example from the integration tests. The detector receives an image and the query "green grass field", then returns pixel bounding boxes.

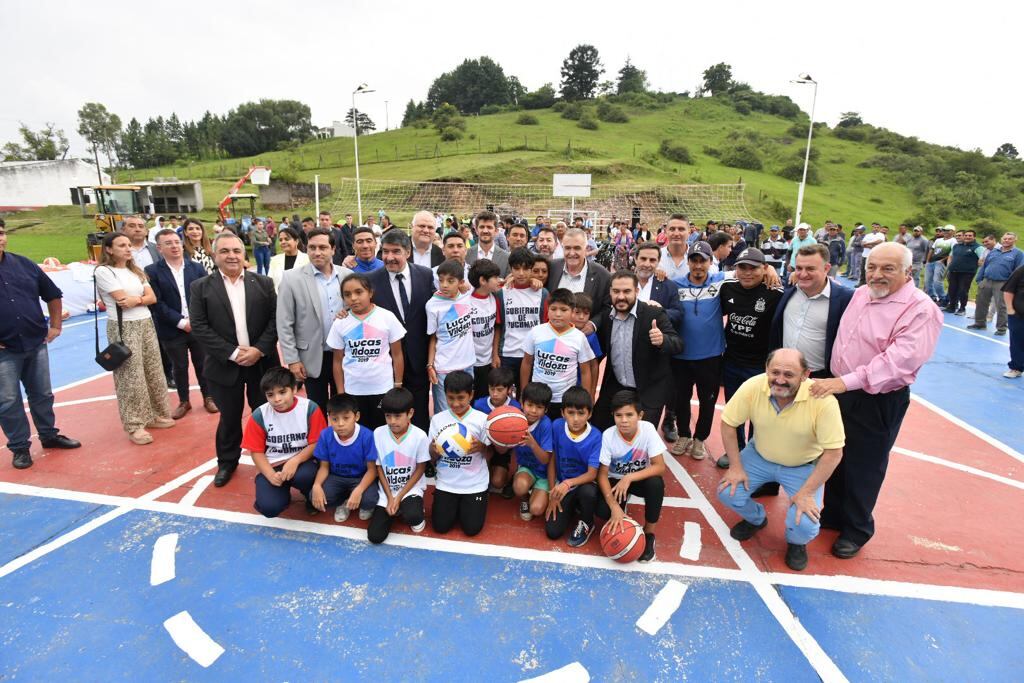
[3,97,1017,263]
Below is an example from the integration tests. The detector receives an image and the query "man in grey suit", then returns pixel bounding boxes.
[465,210,509,277]
[276,227,352,411]
[545,228,612,331]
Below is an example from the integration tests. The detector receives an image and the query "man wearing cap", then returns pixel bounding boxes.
[718,248,784,467]
[904,227,930,288]
[787,223,818,276]
[970,232,1023,335]
[824,225,846,270]
[811,242,941,558]
[923,226,955,304]
[761,226,788,272]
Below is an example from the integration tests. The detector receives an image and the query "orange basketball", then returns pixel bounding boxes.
[600,516,646,563]
[485,406,529,447]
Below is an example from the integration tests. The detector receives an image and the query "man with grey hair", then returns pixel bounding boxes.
[970,232,1023,335]
[810,242,941,558]
[545,228,611,330]
[409,210,444,268]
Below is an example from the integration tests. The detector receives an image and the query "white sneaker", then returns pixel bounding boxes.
[671,437,692,456]
[334,506,350,523]
[410,520,426,533]
[358,508,373,521]
[690,439,707,460]
[1003,369,1023,379]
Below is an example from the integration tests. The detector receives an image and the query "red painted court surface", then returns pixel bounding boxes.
[2,319,1023,680]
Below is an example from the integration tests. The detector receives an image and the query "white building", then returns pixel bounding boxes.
[316,121,356,139]
[0,159,110,209]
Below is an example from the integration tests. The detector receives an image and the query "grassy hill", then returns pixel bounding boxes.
[5,96,1021,263]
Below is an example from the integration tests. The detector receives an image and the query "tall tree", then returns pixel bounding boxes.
[1,122,69,161]
[401,99,424,127]
[560,44,604,100]
[616,57,648,94]
[701,62,734,96]
[344,108,376,135]
[995,142,1019,160]
[425,56,515,114]
[77,102,121,179]
[220,99,313,157]
[837,111,864,128]
[116,118,146,168]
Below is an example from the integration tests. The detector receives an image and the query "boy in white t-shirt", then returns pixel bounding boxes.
[597,390,667,563]
[368,388,431,543]
[521,288,595,420]
[467,258,503,400]
[498,248,549,396]
[428,371,492,537]
[243,367,328,518]
[426,259,476,414]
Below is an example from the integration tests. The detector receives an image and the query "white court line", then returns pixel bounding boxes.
[150,533,178,585]
[0,458,215,579]
[942,323,1010,347]
[1,481,1021,610]
[910,393,1024,465]
[50,371,108,394]
[47,385,202,410]
[519,661,590,683]
[679,521,702,561]
[178,476,215,507]
[60,319,95,329]
[661,455,849,682]
[893,447,1024,491]
[163,611,224,667]
[635,579,688,635]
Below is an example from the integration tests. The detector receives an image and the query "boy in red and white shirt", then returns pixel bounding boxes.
[243,367,328,518]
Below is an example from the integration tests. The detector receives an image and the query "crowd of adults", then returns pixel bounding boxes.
[2,205,1021,569]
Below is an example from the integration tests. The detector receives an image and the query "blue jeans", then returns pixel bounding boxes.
[1008,315,1024,372]
[322,473,379,510]
[0,343,58,453]
[431,368,473,415]
[254,459,318,518]
[924,261,946,300]
[721,361,761,450]
[254,246,271,275]
[717,442,823,545]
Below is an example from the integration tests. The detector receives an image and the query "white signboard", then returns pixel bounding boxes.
[553,173,592,198]
[250,168,272,186]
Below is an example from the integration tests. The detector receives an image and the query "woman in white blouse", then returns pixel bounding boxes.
[267,226,309,290]
[94,233,174,445]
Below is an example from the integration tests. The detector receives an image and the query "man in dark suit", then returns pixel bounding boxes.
[190,232,280,486]
[368,230,434,431]
[593,271,683,429]
[337,213,356,258]
[465,210,510,276]
[769,243,854,379]
[146,229,217,420]
[409,210,445,268]
[545,228,612,331]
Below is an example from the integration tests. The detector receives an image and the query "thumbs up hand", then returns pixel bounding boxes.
[649,318,664,347]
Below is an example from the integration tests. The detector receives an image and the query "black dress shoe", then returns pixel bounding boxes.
[40,434,81,449]
[12,449,33,470]
[166,376,177,390]
[751,482,780,498]
[785,543,808,571]
[831,537,862,559]
[730,517,768,541]
[213,464,237,487]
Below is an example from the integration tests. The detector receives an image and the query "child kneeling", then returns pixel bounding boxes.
[368,388,431,543]
[310,394,379,522]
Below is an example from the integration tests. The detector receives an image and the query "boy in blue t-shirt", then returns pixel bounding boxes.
[500,382,554,522]
[572,293,603,397]
[311,394,380,523]
[477,365,524,499]
[545,386,601,547]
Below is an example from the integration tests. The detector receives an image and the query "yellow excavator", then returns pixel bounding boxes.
[79,185,147,259]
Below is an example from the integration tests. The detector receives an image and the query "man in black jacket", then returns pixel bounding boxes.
[592,271,683,429]
[546,228,612,332]
[189,232,280,486]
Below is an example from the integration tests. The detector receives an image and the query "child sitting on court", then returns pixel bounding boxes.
[571,292,604,397]
[545,386,601,547]
[596,390,667,563]
[467,259,504,400]
[428,371,492,537]
[426,259,476,414]
[244,367,328,518]
[310,394,379,523]
[368,387,431,543]
[521,288,596,419]
[497,382,554,522]
[476,366,524,498]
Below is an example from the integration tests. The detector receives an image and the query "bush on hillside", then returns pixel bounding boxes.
[522,84,557,110]
[551,101,568,113]
[719,143,763,170]
[516,113,539,125]
[834,125,867,142]
[777,161,820,184]
[702,145,721,157]
[608,91,669,110]
[659,139,693,164]
[560,102,584,120]
[577,116,599,130]
[596,100,630,122]
[440,127,463,141]
[480,103,520,115]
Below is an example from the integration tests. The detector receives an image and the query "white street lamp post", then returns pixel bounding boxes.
[352,83,375,225]
[792,74,818,227]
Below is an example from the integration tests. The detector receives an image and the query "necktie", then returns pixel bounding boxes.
[395,273,410,322]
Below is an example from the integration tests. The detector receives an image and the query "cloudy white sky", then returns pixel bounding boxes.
[3,0,1020,157]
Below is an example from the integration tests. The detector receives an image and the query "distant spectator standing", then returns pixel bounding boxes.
[788,223,817,274]
[761,226,788,272]
[944,228,985,316]
[904,227,931,288]
[970,233,1022,335]
[251,218,271,276]
[923,226,955,304]
[1002,265,1024,378]
[844,226,866,280]
[824,225,846,269]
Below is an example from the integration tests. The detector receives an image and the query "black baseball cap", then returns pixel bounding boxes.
[734,248,766,267]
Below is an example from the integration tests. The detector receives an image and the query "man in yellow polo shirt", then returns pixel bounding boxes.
[717,348,845,571]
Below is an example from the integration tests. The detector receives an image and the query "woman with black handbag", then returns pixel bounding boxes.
[94,233,174,445]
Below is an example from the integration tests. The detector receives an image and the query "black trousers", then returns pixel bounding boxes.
[946,271,974,311]
[431,489,488,536]
[368,495,425,544]
[354,393,385,431]
[500,356,523,397]
[545,482,598,539]
[162,332,208,404]
[303,351,337,414]
[207,366,267,466]
[595,476,664,524]
[671,356,722,442]
[592,373,663,431]
[473,364,491,401]
[823,387,910,546]
[405,370,430,432]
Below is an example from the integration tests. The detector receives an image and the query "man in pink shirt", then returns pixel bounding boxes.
[809,242,942,558]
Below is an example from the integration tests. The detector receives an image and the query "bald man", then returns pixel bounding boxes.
[410,210,445,268]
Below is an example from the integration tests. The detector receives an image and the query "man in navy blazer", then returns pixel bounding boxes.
[769,243,855,379]
[635,242,683,327]
[368,230,435,431]
[145,229,216,419]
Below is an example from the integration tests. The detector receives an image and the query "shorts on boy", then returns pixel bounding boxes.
[254,460,319,518]
[515,466,550,492]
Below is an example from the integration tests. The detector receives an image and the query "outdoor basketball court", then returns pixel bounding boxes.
[2,293,1022,681]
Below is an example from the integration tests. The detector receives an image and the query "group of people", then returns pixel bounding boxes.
[11,201,1017,572]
